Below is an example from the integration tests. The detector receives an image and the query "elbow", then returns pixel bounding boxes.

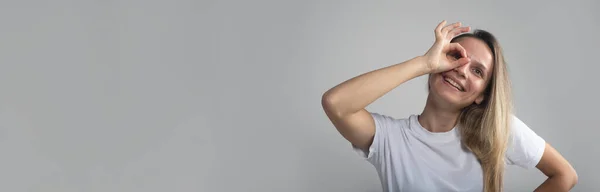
[321,90,332,109]
[564,164,578,189]
[321,91,343,118]
[557,168,578,190]
[569,169,578,189]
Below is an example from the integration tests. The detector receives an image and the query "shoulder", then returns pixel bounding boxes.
[509,115,542,140]
[370,112,412,130]
[506,114,546,168]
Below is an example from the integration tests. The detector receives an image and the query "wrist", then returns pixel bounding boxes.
[412,56,433,76]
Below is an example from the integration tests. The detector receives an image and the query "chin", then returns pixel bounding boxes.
[437,90,463,106]
[430,75,466,107]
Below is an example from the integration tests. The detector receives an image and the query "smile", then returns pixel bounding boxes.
[443,77,465,92]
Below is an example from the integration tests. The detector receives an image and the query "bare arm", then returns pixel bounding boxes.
[321,20,471,151]
[534,143,578,192]
[321,56,429,151]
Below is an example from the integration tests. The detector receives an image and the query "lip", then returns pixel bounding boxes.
[442,77,462,92]
[442,75,465,92]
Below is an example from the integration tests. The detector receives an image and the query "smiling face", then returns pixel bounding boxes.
[428,36,495,109]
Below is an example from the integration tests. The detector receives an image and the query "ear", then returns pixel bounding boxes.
[475,94,484,105]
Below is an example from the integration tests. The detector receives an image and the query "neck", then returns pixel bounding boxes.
[419,95,462,132]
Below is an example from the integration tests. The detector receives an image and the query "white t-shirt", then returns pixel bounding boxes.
[353,113,546,192]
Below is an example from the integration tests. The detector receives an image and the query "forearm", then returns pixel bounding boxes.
[534,175,577,192]
[322,56,429,117]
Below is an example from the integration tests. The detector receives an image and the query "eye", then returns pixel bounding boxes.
[472,68,483,76]
[453,53,462,60]
[448,52,462,60]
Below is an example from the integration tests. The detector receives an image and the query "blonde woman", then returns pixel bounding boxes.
[321,20,577,192]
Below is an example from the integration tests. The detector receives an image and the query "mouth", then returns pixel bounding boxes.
[443,76,465,92]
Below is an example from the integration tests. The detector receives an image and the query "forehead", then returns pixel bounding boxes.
[456,37,494,70]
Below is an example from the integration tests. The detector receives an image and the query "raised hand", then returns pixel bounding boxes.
[423,20,471,74]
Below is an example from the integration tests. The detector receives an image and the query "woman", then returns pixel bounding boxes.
[321,20,577,192]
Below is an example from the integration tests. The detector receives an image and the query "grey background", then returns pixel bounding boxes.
[0,0,597,191]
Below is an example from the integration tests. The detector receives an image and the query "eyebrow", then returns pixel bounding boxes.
[469,58,489,76]
[472,60,488,71]
[466,54,490,74]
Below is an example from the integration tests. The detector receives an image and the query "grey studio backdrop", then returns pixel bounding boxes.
[0,0,597,191]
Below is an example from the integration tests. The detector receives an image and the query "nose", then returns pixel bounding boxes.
[453,62,469,79]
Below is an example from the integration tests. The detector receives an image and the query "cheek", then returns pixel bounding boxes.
[428,74,441,88]
[469,82,488,94]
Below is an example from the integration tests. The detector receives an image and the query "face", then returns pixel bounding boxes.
[428,37,495,109]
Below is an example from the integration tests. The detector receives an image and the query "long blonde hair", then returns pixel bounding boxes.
[453,30,513,192]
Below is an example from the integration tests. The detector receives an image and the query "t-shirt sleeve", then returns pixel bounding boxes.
[505,115,546,169]
[352,112,393,165]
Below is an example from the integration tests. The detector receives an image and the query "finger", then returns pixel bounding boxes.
[441,22,462,35]
[448,26,471,39]
[435,20,447,37]
[447,42,468,59]
[453,57,471,67]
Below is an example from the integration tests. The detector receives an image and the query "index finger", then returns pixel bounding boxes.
[435,20,447,34]
[449,42,469,59]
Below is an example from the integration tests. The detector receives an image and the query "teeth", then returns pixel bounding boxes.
[444,77,463,91]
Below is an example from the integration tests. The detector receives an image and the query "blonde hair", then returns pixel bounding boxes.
[453,30,512,192]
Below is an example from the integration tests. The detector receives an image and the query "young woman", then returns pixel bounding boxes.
[321,20,577,192]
